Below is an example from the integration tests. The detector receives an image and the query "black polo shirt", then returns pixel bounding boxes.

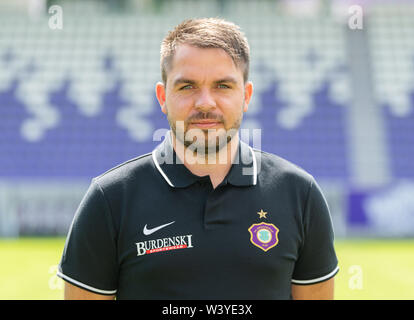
[58,132,339,299]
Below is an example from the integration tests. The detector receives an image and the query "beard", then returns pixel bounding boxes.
[167,106,244,156]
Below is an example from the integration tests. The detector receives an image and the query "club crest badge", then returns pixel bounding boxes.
[248,223,279,252]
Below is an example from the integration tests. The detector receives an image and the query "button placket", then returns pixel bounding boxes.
[203,184,229,229]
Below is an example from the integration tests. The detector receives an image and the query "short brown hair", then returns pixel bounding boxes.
[160,18,250,84]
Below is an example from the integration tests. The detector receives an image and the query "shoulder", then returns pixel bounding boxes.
[92,152,154,190]
[253,148,315,188]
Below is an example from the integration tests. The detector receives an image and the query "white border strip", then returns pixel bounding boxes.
[291,266,339,285]
[152,149,175,187]
[57,271,117,295]
[249,146,257,185]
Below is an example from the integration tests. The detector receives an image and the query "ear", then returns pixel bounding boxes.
[155,82,167,114]
[243,81,253,112]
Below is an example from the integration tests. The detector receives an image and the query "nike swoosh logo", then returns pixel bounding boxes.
[143,221,175,236]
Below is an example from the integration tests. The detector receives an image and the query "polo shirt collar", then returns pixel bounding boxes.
[152,131,257,188]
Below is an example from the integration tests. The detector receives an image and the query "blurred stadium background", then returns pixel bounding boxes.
[0,0,413,299]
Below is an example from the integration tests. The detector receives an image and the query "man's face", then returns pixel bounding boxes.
[156,44,253,155]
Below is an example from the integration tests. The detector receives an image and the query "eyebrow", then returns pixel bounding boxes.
[172,76,238,87]
[172,78,196,87]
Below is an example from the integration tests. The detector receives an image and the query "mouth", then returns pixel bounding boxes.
[189,120,223,128]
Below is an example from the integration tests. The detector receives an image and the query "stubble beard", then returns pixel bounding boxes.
[166,106,244,158]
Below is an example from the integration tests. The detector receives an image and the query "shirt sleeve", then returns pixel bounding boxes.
[291,178,339,285]
[57,179,118,295]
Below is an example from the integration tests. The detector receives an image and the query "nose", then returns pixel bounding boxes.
[194,88,216,112]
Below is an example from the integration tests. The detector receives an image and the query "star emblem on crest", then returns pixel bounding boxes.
[257,209,268,219]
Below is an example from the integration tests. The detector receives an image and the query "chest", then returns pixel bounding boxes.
[114,186,305,298]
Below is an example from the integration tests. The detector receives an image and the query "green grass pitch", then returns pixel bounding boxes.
[0,238,413,299]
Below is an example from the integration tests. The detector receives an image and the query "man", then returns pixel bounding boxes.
[58,18,339,300]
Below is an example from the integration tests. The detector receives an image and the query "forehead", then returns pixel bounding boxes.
[168,44,243,83]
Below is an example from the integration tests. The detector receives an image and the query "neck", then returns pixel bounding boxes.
[171,131,240,188]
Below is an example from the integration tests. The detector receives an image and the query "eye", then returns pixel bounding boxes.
[179,84,194,90]
[217,84,231,89]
